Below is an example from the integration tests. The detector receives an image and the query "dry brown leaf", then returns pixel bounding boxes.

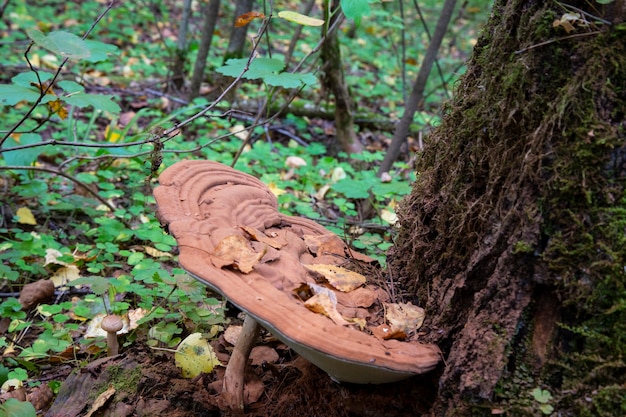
[85,385,115,417]
[303,234,346,256]
[235,11,265,27]
[211,235,265,273]
[223,325,243,346]
[250,345,279,365]
[304,264,366,292]
[335,286,378,308]
[304,285,351,326]
[384,302,425,336]
[240,225,286,249]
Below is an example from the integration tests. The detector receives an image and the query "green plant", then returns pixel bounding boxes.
[531,387,554,415]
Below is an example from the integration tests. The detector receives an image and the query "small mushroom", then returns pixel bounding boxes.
[154,161,441,407]
[101,314,123,356]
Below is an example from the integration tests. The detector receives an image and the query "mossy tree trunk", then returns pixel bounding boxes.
[390,1,626,415]
[320,0,363,154]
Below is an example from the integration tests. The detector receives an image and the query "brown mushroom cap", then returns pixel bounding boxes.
[101,314,123,333]
[154,160,440,383]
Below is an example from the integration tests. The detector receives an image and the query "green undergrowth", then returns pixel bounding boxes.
[0,0,492,410]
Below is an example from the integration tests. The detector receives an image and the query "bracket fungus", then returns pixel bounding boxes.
[154,160,440,405]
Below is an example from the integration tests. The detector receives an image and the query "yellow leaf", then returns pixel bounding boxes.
[50,264,81,287]
[175,333,220,378]
[278,10,325,26]
[48,98,68,119]
[268,182,286,197]
[16,207,37,225]
[105,125,122,142]
[144,246,172,258]
[303,264,366,292]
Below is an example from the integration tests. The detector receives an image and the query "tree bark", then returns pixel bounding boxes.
[320,0,363,154]
[390,1,626,415]
[224,0,254,63]
[189,0,221,100]
[170,0,193,92]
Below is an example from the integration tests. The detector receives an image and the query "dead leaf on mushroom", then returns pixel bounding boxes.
[304,264,366,292]
[303,284,351,326]
[240,225,286,249]
[211,235,265,273]
[303,234,346,256]
[384,302,425,336]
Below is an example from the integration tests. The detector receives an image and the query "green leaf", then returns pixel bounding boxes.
[67,276,111,295]
[341,0,371,24]
[1,133,44,167]
[332,179,371,199]
[27,29,91,60]
[263,72,316,88]
[0,85,40,105]
[277,10,325,26]
[63,92,121,113]
[57,80,84,94]
[531,387,553,403]
[216,58,316,88]
[11,71,53,87]
[0,398,37,417]
[217,57,284,79]
[83,39,119,62]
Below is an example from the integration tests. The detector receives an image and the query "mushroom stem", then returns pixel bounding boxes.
[223,314,261,410]
[101,314,123,356]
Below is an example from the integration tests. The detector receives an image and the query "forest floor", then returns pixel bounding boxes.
[42,332,440,417]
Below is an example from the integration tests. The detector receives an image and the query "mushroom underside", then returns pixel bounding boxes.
[154,160,440,384]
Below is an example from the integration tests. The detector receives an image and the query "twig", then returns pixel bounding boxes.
[514,30,602,54]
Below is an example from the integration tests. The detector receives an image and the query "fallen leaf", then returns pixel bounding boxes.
[277,10,325,26]
[144,245,172,258]
[84,385,115,417]
[370,323,406,340]
[175,333,221,378]
[384,302,425,336]
[235,11,265,27]
[50,264,81,287]
[380,208,398,225]
[240,225,286,249]
[44,248,67,266]
[250,345,279,365]
[304,264,366,292]
[335,286,378,308]
[303,234,346,256]
[304,284,351,326]
[211,235,265,273]
[16,207,37,225]
[223,325,243,345]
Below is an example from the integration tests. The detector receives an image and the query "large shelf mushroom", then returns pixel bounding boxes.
[154,160,440,408]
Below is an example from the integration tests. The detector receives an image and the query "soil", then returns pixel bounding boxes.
[43,340,440,417]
